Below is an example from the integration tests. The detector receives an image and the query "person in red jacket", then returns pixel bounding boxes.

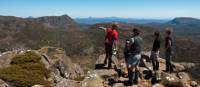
[99,24,118,69]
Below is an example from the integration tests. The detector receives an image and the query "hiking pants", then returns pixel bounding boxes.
[165,51,173,72]
[105,43,113,68]
[151,51,159,71]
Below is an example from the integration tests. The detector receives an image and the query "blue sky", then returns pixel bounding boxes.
[0,0,200,19]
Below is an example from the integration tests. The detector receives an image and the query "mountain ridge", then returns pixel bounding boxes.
[27,15,78,29]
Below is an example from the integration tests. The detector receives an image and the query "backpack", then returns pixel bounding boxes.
[130,36,142,55]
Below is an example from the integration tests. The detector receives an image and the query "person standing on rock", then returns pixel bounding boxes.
[127,28,142,85]
[98,24,118,69]
[123,39,131,77]
[150,31,161,81]
[165,28,174,73]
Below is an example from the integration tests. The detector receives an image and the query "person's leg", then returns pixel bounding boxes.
[125,54,129,77]
[155,53,161,81]
[129,64,135,85]
[104,44,108,65]
[104,54,108,65]
[107,45,113,69]
[151,52,157,71]
[151,53,156,71]
[165,59,170,72]
[155,60,159,71]
[128,55,134,85]
[108,55,112,69]
[168,55,173,73]
[165,52,170,72]
[133,54,141,84]
[134,64,140,84]
[155,52,159,71]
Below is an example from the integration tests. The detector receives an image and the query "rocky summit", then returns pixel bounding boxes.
[0,47,199,87]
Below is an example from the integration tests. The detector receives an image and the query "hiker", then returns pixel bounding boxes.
[150,31,161,82]
[123,39,131,77]
[98,24,118,69]
[165,28,174,73]
[127,28,142,85]
[151,32,161,71]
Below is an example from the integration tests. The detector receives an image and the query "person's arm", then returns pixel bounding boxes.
[113,40,118,50]
[113,31,119,50]
[98,27,107,31]
[127,38,134,54]
[167,39,172,49]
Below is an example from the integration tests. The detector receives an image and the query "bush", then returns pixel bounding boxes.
[11,51,41,64]
[0,51,50,87]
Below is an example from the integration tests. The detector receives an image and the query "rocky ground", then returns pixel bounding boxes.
[0,47,199,87]
[80,54,200,87]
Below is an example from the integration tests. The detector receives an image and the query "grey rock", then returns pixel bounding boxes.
[0,51,18,68]
[55,78,79,87]
[190,81,198,87]
[0,79,9,87]
[32,85,44,87]
[177,72,191,81]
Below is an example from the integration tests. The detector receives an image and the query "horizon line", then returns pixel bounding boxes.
[1,14,200,20]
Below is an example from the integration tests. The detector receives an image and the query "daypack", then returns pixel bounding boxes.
[129,36,142,55]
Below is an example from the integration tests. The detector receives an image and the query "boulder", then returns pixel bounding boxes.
[0,79,9,87]
[81,70,104,87]
[112,83,124,87]
[152,83,165,87]
[161,72,184,87]
[32,85,44,87]
[187,65,200,81]
[55,78,79,87]
[190,81,198,87]
[180,63,196,69]
[38,47,84,80]
[96,54,119,68]
[173,63,186,71]
[177,72,191,81]
[0,51,18,68]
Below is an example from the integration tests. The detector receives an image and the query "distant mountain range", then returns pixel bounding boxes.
[167,17,200,30]
[130,17,200,32]
[1,15,200,31]
[74,17,169,24]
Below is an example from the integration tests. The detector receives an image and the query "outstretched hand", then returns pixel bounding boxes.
[98,27,106,30]
[113,48,118,55]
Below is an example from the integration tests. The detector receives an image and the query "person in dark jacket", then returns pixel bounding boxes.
[150,31,161,82]
[151,31,161,71]
[165,28,174,73]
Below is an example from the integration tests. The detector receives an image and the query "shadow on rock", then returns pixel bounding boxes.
[95,64,108,69]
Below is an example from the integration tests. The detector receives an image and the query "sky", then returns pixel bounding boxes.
[0,0,200,19]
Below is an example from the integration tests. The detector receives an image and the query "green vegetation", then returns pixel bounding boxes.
[0,51,50,87]
[11,51,41,64]
[38,47,65,59]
